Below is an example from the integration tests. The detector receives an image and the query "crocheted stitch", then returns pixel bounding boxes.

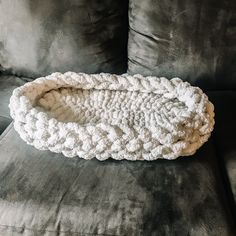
[9,72,214,160]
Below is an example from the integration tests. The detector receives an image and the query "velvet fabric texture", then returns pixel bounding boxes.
[0,0,128,77]
[128,0,236,89]
[208,91,236,209]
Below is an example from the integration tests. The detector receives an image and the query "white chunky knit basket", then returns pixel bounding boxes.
[9,72,214,161]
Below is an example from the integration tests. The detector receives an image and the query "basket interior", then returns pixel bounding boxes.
[36,87,186,126]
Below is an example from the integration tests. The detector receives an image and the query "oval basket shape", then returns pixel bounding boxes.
[9,72,214,161]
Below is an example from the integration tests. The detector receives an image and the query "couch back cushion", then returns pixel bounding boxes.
[0,0,128,77]
[128,0,236,89]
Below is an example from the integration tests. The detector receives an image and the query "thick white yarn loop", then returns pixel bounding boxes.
[9,72,214,161]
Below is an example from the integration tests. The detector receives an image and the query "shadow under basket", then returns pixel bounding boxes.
[9,72,214,161]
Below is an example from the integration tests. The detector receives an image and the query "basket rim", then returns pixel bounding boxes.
[8,72,215,160]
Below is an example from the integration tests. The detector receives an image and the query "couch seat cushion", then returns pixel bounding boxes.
[0,124,234,235]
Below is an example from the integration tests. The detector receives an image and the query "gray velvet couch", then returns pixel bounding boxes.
[0,0,236,235]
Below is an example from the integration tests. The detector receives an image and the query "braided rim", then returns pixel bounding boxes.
[9,72,214,161]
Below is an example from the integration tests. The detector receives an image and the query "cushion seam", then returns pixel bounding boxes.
[0,122,13,142]
[0,115,11,120]
[0,224,120,236]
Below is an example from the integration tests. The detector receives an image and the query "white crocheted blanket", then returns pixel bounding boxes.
[9,72,214,161]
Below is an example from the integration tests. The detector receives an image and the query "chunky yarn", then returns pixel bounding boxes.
[9,72,214,161]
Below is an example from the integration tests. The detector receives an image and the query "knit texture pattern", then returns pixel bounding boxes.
[9,72,214,160]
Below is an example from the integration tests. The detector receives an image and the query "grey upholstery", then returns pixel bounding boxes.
[208,91,236,207]
[0,75,26,134]
[128,0,236,89]
[0,0,128,77]
[0,124,235,235]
